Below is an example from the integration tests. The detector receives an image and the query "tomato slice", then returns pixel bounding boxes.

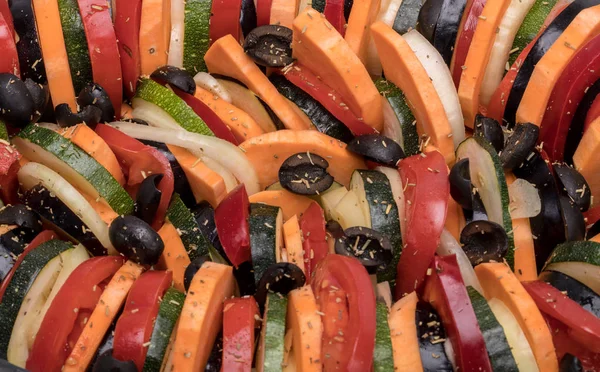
[256,0,273,26]
[524,281,600,353]
[451,0,486,87]
[0,13,19,76]
[324,0,345,36]
[280,64,377,135]
[95,124,174,229]
[544,315,600,370]
[0,1,14,38]
[222,297,259,371]
[0,230,56,302]
[300,202,329,279]
[215,184,251,267]
[311,254,376,370]
[113,270,173,370]
[27,256,125,372]
[210,0,243,44]
[77,0,122,117]
[114,0,142,98]
[395,151,449,299]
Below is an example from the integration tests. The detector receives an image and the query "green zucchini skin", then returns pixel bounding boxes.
[58,0,93,94]
[544,241,600,268]
[142,288,186,372]
[249,204,281,285]
[14,125,134,215]
[166,194,212,260]
[0,240,72,359]
[467,286,518,372]
[374,302,394,372]
[269,75,354,143]
[183,0,212,74]
[261,293,287,372]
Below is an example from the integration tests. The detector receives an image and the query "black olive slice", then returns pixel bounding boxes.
[460,220,508,266]
[335,226,393,274]
[23,79,48,123]
[278,152,334,195]
[108,216,165,265]
[0,73,35,128]
[449,158,473,210]
[183,255,210,292]
[92,350,137,372]
[150,65,196,95]
[463,190,489,224]
[55,103,102,128]
[474,114,504,153]
[559,195,586,242]
[347,134,405,166]
[191,201,230,264]
[326,220,345,239]
[415,302,453,371]
[234,260,256,297]
[344,0,353,21]
[255,262,305,313]
[553,163,591,212]
[77,83,116,123]
[559,354,583,372]
[500,122,539,170]
[0,204,42,230]
[134,174,163,225]
[416,0,443,42]
[243,25,294,67]
[240,0,257,38]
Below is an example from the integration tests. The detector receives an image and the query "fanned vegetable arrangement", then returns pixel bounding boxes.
[1,0,600,371]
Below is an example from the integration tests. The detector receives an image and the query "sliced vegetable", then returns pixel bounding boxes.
[450,0,487,86]
[437,229,484,294]
[249,204,283,284]
[255,293,287,372]
[156,222,190,292]
[9,0,45,83]
[139,0,171,76]
[299,202,329,279]
[182,0,211,73]
[292,8,384,132]
[475,262,559,371]
[574,116,600,208]
[539,270,600,317]
[210,0,243,44]
[344,0,380,64]
[167,0,185,67]
[222,297,259,371]
[388,292,422,372]
[205,35,309,130]
[171,262,234,371]
[371,22,455,164]
[269,0,299,28]
[166,193,212,260]
[249,190,313,221]
[215,185,251,267]
[114,0,141,98]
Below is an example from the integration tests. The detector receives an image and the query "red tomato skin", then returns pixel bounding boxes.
[300,202,329,279]
[114,0,142,98]
[0,12,19,76]
[215,184,251,267]
[222,297,259,371]
[210,0,243,45]
[324,0,345,35]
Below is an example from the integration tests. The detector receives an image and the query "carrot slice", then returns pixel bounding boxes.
[31,0,77,110]
[282,215,306,275]
[157,221,191,291]
[286,286,323,372]
[58,124,125,186]
[516,5,600,125]
[139,0,171,76]
[457,0,512,128]
[204,35,310,131]
[590,232,600,243]
[168,144,227,207]
[370,22,455,164]
[574,116,600,208]
[249,190,313,222]
[79,189,119,225]
[269,0,299,28]
[505,173,537,281]
[239,130,366,189]
[475,262,559,372]
[389,292,423,372]
[193,86,265,142]
[444,197,464,242]
[344,0,381,65]
[63,261,144,372]
[292,8,383,132]
[171,262,235,371]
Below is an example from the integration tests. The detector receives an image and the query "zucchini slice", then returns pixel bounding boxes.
[331,189,368,229]
[142,288,185,372]
[467,287,518,372]
[374,302,394,372]
[256,293,287,372]
[487,298,539,371]
[249,204,283,284]
[350,170,402,283]
[543,241,600,295]
[182,0,212,73]
[0,240,72,359]
[544,262,600,297]
[320,185,349,221]
[456,136,515,266]
[58,0,92,93]
[13,125,134,215]
[166,194,212,260]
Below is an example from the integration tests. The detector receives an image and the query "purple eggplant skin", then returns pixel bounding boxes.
[9,0,47,84]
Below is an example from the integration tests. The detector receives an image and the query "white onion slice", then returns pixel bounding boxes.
[131,98,182,130]
[403,30,466,147]
[110,122,261,195]
[18,162,115,253]
[365,0,404,76]
[36,122,61,131]
[381,96,405,148]
[167,0,185,67]
[437,229,484,295]
[480,0,536,106]
[508,178,541,218]
[193,72,233,103]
